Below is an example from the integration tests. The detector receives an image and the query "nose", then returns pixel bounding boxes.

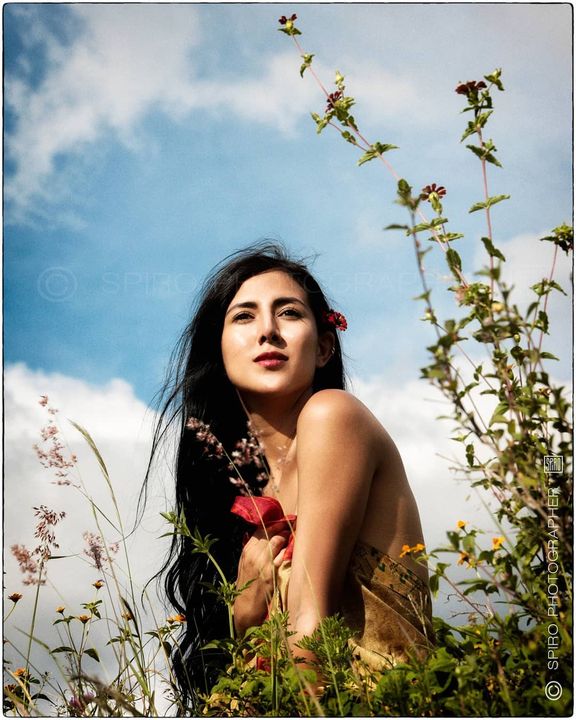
[258,312,282,345]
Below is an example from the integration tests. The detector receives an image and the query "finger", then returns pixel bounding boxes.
[273,547,287,568]
[268,535,287,556]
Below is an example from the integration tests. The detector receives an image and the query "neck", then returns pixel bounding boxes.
[239,387,312,464]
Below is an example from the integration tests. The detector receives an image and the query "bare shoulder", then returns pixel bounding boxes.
[297,389,382,440]
[298,389,402,459]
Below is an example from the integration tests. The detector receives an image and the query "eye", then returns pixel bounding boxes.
[232,311,254,322]
[279,307,303,318]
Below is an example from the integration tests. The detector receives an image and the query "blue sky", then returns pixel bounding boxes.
[3,2,573,645]
[4,2,572,402]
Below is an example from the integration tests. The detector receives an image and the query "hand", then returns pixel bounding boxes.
[233,521,289,636]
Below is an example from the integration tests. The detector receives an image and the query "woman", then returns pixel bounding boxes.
[147,242,432,708]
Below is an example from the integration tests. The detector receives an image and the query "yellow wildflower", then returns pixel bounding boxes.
[8,593,22,603]
[77,614,91,624]
[492,536,505,551]
[399,544,411,558]
[13,668,27,677]
[457,551,471,566]
[167,613,186,624]
[56,606,65,614]
[92,580,104,589]
[457,520,466,529]
[399,543,425,558]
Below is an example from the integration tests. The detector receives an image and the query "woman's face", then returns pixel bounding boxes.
[221,270,333,401]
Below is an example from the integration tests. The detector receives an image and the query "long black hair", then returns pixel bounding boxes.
[144,242,346,710]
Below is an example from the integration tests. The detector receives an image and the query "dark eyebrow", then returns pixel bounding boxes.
[225,296,307,316]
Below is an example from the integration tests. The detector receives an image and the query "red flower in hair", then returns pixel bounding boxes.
[323,309,347,331]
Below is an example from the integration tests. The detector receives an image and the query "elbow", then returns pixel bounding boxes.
[288,606,323,639]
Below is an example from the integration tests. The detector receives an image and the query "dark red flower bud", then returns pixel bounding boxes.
[326,90,343,112]
[420,183,447,201]
[455,80,487,96]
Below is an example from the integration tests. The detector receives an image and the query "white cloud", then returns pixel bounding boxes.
[191,51,320,134]
[350,374,498,539]
[472,230,573,378]
[4,364,172,706]
[5,5,202,222]
[474,230,572,310]
[5,5,429,225]
[5,7,321,222]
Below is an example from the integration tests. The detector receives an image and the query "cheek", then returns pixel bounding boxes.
[220,329,236,369]
[290,329,320,365]
[221,327,250,375]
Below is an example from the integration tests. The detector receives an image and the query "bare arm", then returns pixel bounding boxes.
[287,390,378,660]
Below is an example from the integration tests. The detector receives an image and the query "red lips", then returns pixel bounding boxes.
[254,351,288,362]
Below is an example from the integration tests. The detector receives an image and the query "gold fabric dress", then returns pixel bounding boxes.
[231,496,433,671]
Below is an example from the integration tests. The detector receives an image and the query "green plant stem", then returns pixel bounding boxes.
[531,241,560,375]
[25,561,45,674]
[477,128,496,296]
[290,33,471,288]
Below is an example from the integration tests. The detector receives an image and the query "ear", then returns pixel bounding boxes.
[316,331,335,368]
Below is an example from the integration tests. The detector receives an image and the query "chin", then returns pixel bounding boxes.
[242,375,313,399]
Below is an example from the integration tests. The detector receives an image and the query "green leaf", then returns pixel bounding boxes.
[484,152,502,167]
[32,694,52,702]
[434,232,464,243]
[69,419,117,514]
[51,646,75,654]
[469,194,510,213]
[277,26,301,36]
[340,130,357,145]
[357,142,398,166]
[299,53,314,78]
[411,217,448,234]
[310,112,329,134]
[334,70,345,90]
[84,647,100,662]
[480,236,506,260]
[398,179,411,196]
[384,223,409,231]
[466,144,503,167]
[531,279,567,297]
[484,68,504,91]
[539,223,573,254]
[372,141,398,154]
[446,248,462,277]
[489,402,509,426]
[460,111,493,141]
